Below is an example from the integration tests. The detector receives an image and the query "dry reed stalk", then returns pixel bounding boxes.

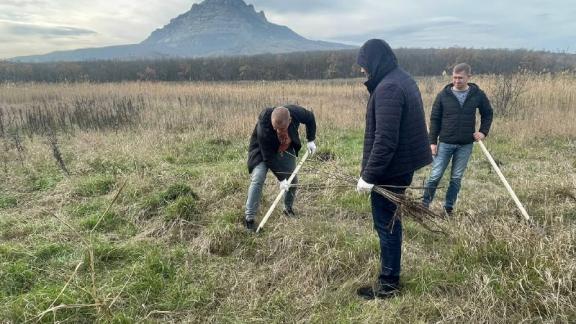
[47,132,69,176]
[44,210,100,312]
[372,185,447,234]
[35,261,83,323]
[90,179,127,233]
[30,304,104,323]
[144,310,184,320]
[107,265,136,311]
[38,181,128,320]
[317,166,446,234]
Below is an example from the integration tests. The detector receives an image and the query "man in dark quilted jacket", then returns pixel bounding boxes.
[355,39,432,300]
[423,63,493,215]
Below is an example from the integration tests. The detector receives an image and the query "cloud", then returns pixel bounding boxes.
[0,0,46,6]
[330,17,498,45]
[0,20,104,58]
[0,20,97,38]
[0,20,96,37]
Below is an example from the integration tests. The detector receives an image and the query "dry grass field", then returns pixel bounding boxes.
[0,74,575,322]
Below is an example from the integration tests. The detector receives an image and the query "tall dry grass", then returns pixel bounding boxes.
[1,74,574,141]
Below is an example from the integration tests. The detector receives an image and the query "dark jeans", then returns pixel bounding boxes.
[370,172,414,284]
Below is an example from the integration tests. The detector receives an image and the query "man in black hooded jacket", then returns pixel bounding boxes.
[355,39,432,299]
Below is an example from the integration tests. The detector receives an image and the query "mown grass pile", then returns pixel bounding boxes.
[0,75,574,322]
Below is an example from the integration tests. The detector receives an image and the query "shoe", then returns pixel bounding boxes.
[245,219,257,232]
[444,207,453,216]
[357,282,399,300]
[283,207,296,218]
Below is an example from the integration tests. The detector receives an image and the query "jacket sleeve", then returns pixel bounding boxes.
[478,91,493,136]
[256,116,275,163]
[362,83,403,184]
[289,105,316,141]
[428,93,443,144]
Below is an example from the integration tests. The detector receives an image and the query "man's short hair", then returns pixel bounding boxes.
[271,106,290,128]
[453,63,472,75]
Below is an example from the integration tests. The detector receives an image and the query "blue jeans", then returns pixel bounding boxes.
[371,172,414,282]
[423,142,474,209]
[245,150,297,221]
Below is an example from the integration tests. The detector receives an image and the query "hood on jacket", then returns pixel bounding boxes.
[356,39,398,93]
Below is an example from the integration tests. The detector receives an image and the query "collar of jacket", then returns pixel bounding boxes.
[443,82,480,95]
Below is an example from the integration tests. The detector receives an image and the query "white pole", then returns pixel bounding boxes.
[478,140,530,221]
[256,150,310,233]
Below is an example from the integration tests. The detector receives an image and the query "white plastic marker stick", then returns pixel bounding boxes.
[256,150,310,233]
[478,140,530,221]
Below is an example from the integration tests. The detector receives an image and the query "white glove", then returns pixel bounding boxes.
[307,141,317,155]
[356,177,374,193]
[279,179,291,191]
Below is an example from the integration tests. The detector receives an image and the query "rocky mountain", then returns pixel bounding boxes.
[12,0,354,63]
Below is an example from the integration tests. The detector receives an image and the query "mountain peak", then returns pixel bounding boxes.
[201,0,248,6]
[198,0,267,19]
[138,0,355,57]
[142,0,277,46]
[11,0,354,62]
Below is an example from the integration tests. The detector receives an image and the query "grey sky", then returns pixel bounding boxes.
[0,0,574,59]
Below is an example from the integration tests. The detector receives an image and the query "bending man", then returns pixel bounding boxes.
[245,105,317,232]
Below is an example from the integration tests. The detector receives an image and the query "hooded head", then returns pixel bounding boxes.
[356,39,398,93]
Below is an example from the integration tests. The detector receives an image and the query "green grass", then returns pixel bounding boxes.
[139,183,199,221]
[25,172,62,192]
[1,261,37,296]
[2,129,575,322]
[66,199,106,218]
[80,211,132,233]
[74,174,116,197]
[0,194,18,209]
[165,196,199,222]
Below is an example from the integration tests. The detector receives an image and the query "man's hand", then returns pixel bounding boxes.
[430,144,438,156]
[473,132,486,141]
[307,141,317,155]
[356,178,374,193]
[279,179,290,191]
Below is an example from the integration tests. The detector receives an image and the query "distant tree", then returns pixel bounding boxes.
[1,48,575,82]
[137,66,158,81]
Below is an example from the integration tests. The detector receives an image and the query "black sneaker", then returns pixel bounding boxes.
[283,207,296,218]
[357,282,399,300]
[444,207,453,216]
[245,219,257,232]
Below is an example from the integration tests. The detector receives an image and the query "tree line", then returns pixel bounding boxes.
[1,47,574,83]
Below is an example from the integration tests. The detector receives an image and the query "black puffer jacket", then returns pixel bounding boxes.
[357,39,432,184]
[428,83,493,145]
[247,105,316,173]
